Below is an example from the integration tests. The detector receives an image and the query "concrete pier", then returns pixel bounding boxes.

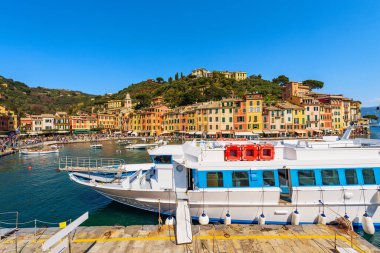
[0,224,378,253]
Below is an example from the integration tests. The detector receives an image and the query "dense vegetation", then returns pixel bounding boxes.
[110,72,285,109]
[0,73,325,115]
[0,75,96,116]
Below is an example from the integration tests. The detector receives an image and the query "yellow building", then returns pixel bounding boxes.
[130,112,142,133]
[277,102,306,136]
[219,71,247,81]
[107,100,123,110]
[0,105,18,132]
[97,112,117,131]
[245,93,263,132]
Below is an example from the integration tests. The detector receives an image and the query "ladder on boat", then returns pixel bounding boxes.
[175,193,192,244]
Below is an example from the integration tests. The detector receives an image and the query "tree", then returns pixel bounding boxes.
[168,77,173,83]
[175,72,179,81]
[272,75,289,86]
[155,77,164,84]
[302,80,324,89]
[363,115,379,121]
[180,72,184,79]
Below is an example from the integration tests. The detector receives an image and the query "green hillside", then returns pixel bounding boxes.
[1,73,319,115]
[109,72,284,109]
[0,75,96,116]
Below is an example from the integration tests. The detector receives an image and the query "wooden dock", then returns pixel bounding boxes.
[0,224,378,252]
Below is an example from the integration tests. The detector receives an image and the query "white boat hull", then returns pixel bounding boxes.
[88,185,380,226]
[20,150,59,155]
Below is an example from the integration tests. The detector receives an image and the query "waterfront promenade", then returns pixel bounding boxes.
[0,224,378,252]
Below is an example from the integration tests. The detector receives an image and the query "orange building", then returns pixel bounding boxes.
[70,115,98,133]
[233,98,247,132]
[139,105,169,136]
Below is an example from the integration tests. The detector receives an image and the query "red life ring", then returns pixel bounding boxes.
[241,144,259,161]
[224,145,242,161]
[258,144,275,161]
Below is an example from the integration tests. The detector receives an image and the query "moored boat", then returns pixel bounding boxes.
[20,149,59,155]
[63,126,380,233]
[90,143,103,149]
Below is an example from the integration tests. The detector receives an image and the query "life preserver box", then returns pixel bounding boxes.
[258,144,275,161]
[241,144,258,161]
[225,145,242,161]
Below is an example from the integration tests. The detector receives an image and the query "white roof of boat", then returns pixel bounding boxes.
[149,145,184,156]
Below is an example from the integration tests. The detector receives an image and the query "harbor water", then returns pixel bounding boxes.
[1,130,380,247]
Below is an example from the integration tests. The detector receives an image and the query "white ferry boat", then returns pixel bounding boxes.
[63,126,380,235]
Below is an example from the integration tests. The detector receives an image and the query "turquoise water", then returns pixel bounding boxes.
[354,126,380,246]
[0,140,158,227]
[1,132,380,247]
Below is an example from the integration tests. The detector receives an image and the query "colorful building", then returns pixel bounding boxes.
[245,93,263,133]
[263,106,285,136]
[55,112,70,132]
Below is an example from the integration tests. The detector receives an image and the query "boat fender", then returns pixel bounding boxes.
[291,210,300,225]
[165,216,176,226]
[225,213,232,225]
[362,212,375,235]
[199,212,209,225]
[258,213,266,225]
[318,212,327,225]
[344,191,354,200]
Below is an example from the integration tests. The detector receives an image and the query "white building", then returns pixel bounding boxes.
[41,114,55,130]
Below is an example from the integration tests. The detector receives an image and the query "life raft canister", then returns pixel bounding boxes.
[258,144,275,161]
[241,144,259,161]
[224,145,242,161]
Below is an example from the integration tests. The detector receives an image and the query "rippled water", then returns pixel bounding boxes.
[0,140,158,227]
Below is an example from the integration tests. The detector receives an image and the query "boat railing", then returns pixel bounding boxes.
[59,156,126,172]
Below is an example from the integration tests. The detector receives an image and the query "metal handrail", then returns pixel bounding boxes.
[59,156,126,170]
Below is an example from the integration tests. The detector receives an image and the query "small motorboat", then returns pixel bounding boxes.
[20,149,59,155]
[90,143,103,149]
[116,140,132,145]
[125,143,157,150]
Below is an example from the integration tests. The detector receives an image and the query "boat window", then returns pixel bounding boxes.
[362,169,376,185]
[263,171,275,186]
[321,170,340,185]
[232,171,249,187]
[345,169,358,185]
[152,155,172,164]
[207,172,224,187]
[297,170,316,186]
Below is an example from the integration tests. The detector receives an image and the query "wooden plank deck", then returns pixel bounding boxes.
[0,224,378,253]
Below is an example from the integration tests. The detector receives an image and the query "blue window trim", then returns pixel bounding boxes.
[291,168,380,187]
[320,169,342,186]
[360,168,377,185]
[196,169,279,188]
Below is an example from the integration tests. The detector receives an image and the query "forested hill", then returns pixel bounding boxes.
[0,73,323,115]
[108,73,286,109]
[0,75,95,115]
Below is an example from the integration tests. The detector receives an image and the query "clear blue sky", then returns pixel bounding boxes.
[1,0,380,106]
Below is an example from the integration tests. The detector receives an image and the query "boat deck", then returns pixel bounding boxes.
[0,224,377,252]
